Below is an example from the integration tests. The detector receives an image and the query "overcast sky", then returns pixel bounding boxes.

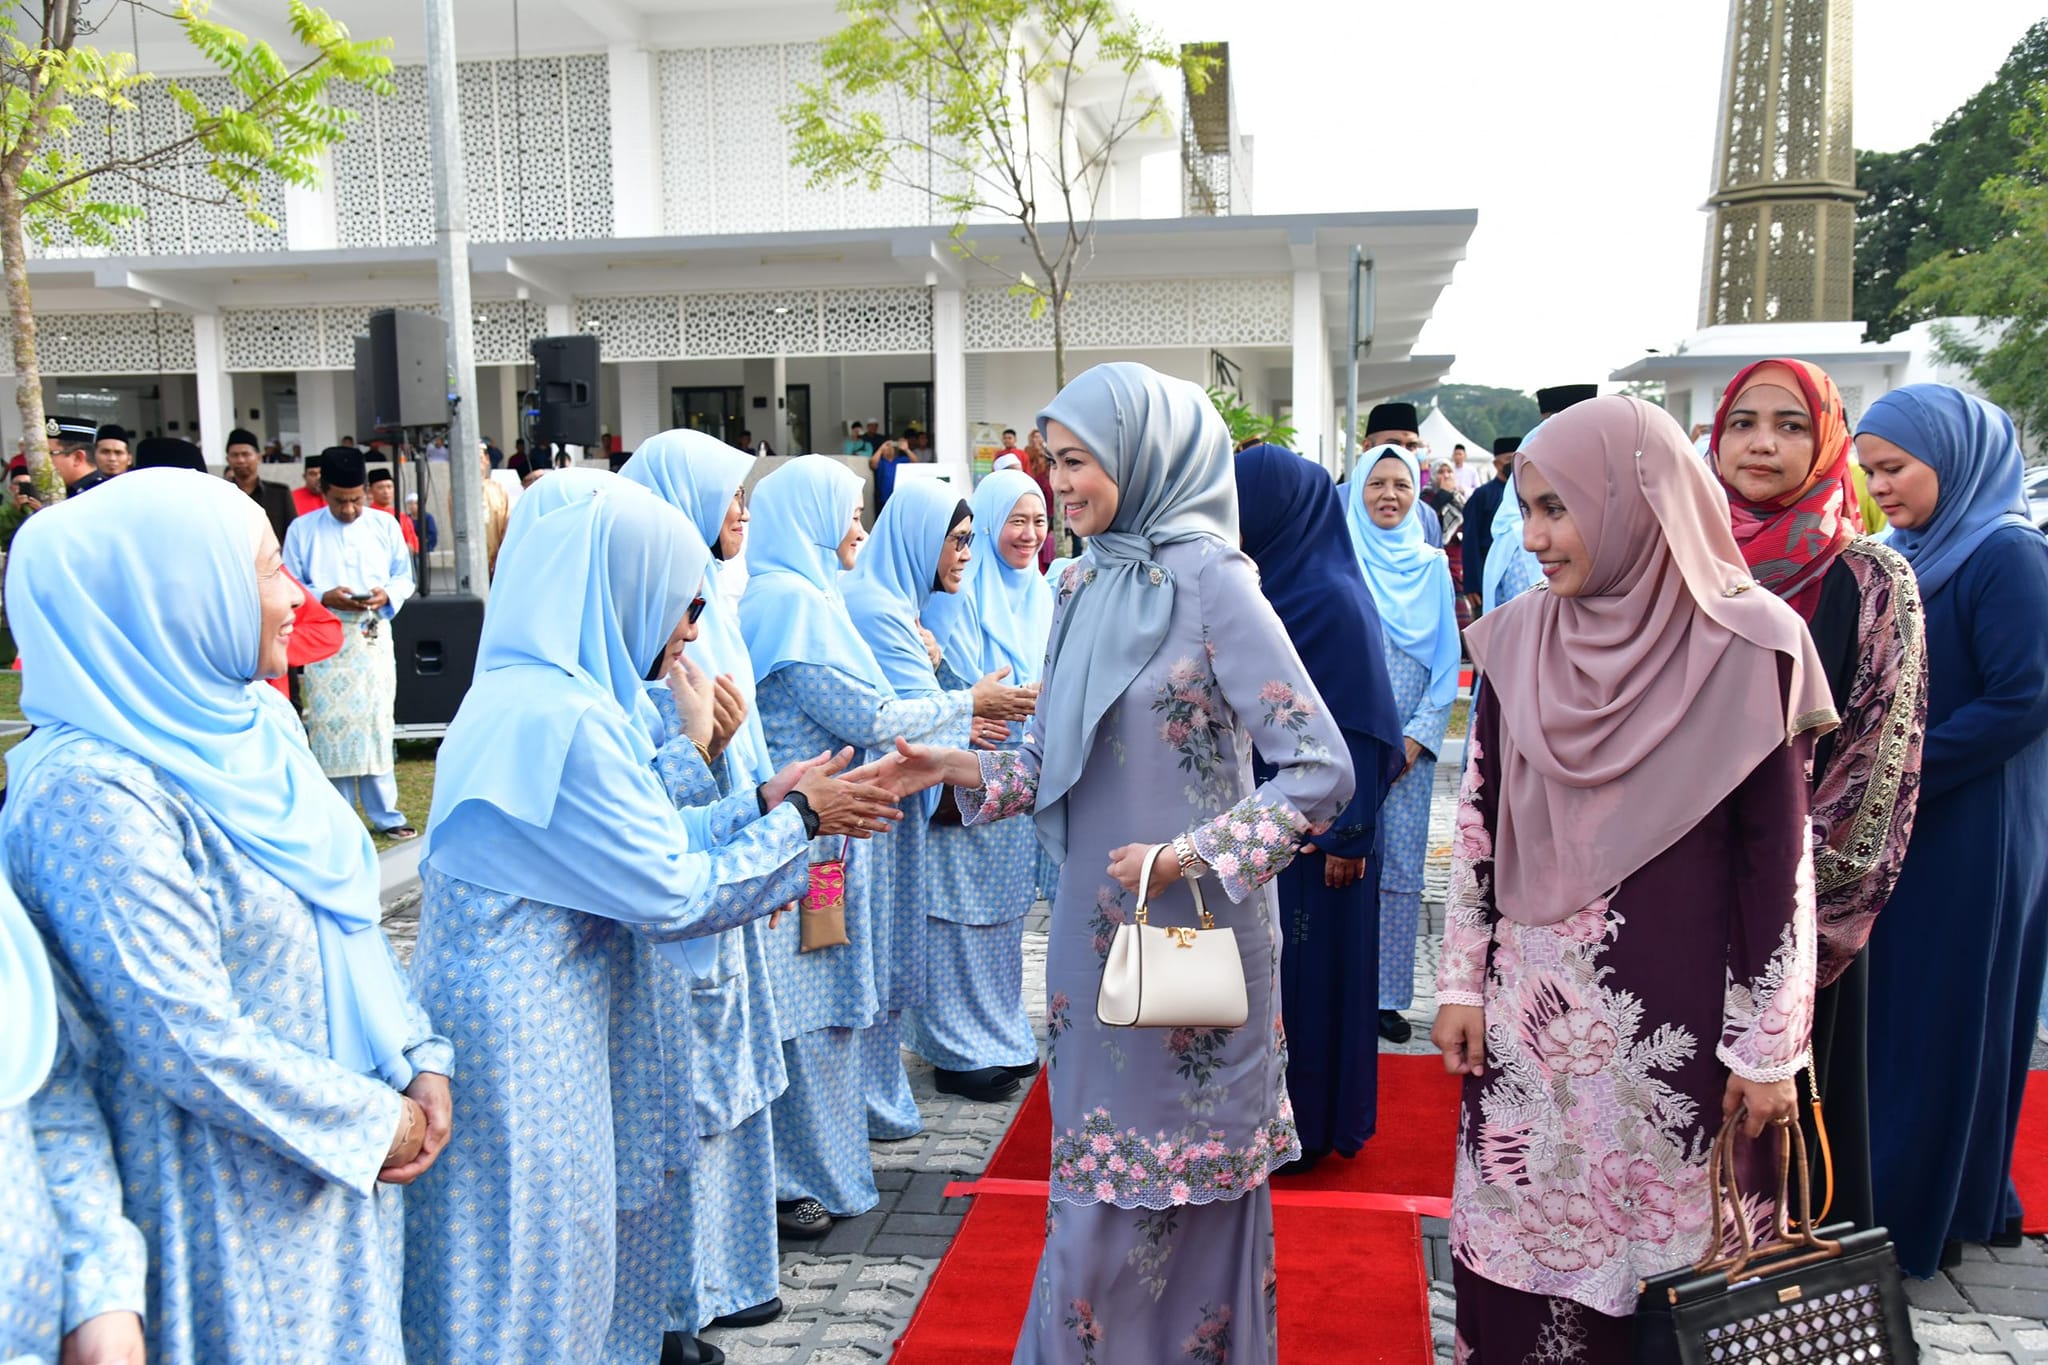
[1138,1,2042,391]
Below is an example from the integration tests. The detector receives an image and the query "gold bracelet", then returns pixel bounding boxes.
[690,737,713,769]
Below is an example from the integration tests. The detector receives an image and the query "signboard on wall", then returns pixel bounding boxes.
[970,421,1004,481]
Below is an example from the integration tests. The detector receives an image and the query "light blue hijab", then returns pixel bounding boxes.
[740,455,890,689]
[0,870,56,1109]
[1,469,417,1087]
[924,470,1054,686]
[620,431,776,788]
[843,478,964,697]
[1858,384,2036,599]
[1483,419,1546,614]
[425,474,705,860]
[1340,445,1461,713]
[1034,363,1238,859]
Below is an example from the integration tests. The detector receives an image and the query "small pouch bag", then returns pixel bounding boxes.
[798,838,852,954]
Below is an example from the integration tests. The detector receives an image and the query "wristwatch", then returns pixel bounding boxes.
[785,789,823,839]
[1171,834,1205,878]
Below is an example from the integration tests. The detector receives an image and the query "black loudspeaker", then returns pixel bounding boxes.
[531,334,600,447]
[392,593,484,727]
[365,309,450,432]
[352,337,377,442]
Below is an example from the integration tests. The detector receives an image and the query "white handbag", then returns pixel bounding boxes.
[1095,844,1249,1029]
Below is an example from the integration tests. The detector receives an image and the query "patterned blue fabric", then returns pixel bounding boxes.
[0,1024,146,1362]
[741,455,888,689]
[1376,645,1451,1012]
[903,915,1037,1072]
[689,1106,783,1322]
[403,766,809,1363]
[6,739,449,1364]
[771,1029,878,1215]
[863,1012,923,1140]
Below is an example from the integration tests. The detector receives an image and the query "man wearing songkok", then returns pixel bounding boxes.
[224,427,298,542]
[92,424,132,477]
[283,446,418,838]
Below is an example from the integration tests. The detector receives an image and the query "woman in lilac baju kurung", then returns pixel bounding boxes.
[885,367,1354,1362]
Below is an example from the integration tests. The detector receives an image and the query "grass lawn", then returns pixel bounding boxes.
[1447,696,1470,740]
[0,670,19,722]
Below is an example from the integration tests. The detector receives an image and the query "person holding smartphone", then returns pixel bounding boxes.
[282,447,419,839]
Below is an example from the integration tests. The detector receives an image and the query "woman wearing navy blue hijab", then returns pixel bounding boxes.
[1236,444,1406,1172]
[1857,385,2048,1275]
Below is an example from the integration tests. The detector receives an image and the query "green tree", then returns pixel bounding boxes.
[2,0,391,494]
[1901,81,2048,438]
[1205,387,1294,451]
[1855,20,2048,343]
[786,0,1210,389]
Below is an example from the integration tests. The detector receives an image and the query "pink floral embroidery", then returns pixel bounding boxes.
[1088,887,1128,963]
[1153,657,1226,779]
[1589,1153,1678,1243]
[1064,1298,1103,1364]
[1049,1105,1296,1206]
[1257,679,1319,735]
[1188,789,1310,903]
[957,750,1036,825]
[1182,1304,1233,1364]
[1528,992,1619,1079]
[1516,1186,1621,1273]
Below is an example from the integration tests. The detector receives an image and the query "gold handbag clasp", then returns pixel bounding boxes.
[1166,926,1198,948]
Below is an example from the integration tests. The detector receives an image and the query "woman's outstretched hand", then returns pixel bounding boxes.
[845,739,974,799]
[762,749,845,808]
[1431,1004,1486,1077]
[1722,1073,1796,1139]
[793,751,904,839]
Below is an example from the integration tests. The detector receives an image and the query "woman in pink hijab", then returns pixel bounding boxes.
[1430,396,1837,1359]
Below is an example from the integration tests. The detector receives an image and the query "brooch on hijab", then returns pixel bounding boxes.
[1721,579,1754,597]
[1147,568,1164,585]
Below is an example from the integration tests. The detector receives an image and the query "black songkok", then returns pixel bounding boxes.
[226,427,261,451]
[320,446,367,488]
[134,437,206,472]
[94,424,129,446]
[1535,384,1599,417]
[366,466,395,488]
[1492,436,1521,456]
[1364,402,1420,434]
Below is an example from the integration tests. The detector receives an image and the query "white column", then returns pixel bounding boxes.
[1289,267,1329,469]
[822,357,847,451]
[191,314,236,454]
[617,361,661,448]
[284,146,339,251]
[497,365,522,452]
[607,46,662,237]
[0,383,20,456]
[932,284,969,479]
[545,302,573,336]
[769,353,789,454]
[296,370,342,449]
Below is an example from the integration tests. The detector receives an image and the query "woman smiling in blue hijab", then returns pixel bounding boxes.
[403,474,892,1361]
[740,455,1024,1239]
[3,468,453,1364]
[907,468,1054,1099]
[1339,443,1460,1044]
[1855,385,2048,1276]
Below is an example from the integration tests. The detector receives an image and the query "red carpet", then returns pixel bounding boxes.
[899,1053,1457,1361]
[894,1188,1433,1364]
[2018,1081,2048,1234]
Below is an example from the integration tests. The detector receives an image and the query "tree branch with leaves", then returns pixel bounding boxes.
[1,0,391,495]
[786,0,1211,391]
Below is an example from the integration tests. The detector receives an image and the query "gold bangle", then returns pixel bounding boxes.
[690,738,713,769]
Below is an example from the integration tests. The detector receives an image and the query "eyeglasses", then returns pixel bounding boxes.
[946,531,974,550]
[685,595,707,625]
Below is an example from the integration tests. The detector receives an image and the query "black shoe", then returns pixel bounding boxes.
[708,1297,784,1330]
[1990,1215,2026,1249]
[777,1198,832,1241]
[1003,1057,1042,1081]
[1940,1239,1964,1270]
[933,1065,1022,1103]
[660,1334,726,1365]
[1377,1010,1413,1044]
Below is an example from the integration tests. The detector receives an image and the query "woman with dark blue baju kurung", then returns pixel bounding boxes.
[1858,385,2048,1277]
[1234,444,1405,1169]
[742,456,972,1232]
[909,469,1056,1091]
[403,475,816,1362]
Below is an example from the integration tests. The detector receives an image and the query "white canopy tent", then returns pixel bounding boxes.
[1417,405,1487,468]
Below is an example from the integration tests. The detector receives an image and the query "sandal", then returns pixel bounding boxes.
[379,825,420,842]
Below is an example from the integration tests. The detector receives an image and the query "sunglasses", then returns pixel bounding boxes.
[686,595,708,625]
[946,530,974,550]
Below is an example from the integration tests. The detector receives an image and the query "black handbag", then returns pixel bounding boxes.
[1633,1112,1918,1364]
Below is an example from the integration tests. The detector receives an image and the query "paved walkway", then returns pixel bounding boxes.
[380,751,2048,1361]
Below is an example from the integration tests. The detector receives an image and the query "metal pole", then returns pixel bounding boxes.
[1344,244,1360,478]
[425,0,488,598]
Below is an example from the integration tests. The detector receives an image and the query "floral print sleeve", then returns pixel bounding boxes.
[1179,549,1352,903]
[1809,544,1926,987]
[1718,737,1819,1083]
[956,748,1039,825]
[1437,697,1501,1008]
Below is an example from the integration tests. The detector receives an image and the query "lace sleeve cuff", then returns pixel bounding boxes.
[1187,788,1310,903]
[956,750,1036,825]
